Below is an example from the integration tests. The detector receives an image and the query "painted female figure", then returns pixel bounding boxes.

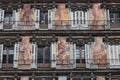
[90,3,105,29]
[92,37,107,67]
[55,4,69,29]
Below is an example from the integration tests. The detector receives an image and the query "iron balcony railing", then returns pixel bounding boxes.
[1,20,120,30]
[1,59,120,68]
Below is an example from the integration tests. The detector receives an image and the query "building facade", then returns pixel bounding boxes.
[0,0,120,80]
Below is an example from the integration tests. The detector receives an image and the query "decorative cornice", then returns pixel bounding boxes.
[0,30,119,36]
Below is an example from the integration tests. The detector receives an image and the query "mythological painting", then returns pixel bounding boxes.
[96,76,105,80]
[54,4,69,29]
[56,38,70,68]
[92,37,107,67]
[89,3,105,29]
[18,36,31,69]
[18,4,35,29]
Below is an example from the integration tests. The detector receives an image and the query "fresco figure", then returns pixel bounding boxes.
[92,37,107,67]
[20,4,34,26]
[55,4,69,29]
[97,76,105,80]
[19,37,31,65]
[90,3,105,29]
[56,38,70,68]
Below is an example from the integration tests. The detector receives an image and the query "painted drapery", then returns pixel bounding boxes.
[89,3,105,29]
[18,36,31,69]
[92,37,107,67]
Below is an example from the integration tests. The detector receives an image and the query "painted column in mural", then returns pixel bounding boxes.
[92,37,107,67]
[54,4,69,29]
[89,3,105,29]
[18,37,31,69]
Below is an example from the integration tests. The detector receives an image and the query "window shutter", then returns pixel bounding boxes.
[48,9,53,29]
[71,10,88,29]
[68,43,76,69]
[85,44,91,68]
[34,9,40,29]
[51,42,56,68]
[104,9,107,29]
[71,11,79,29]
[69,43,73,69]
[0,9,4,29]
[12,10,16,29]
[31,43,37,68]
[15,9,20,29]
[108,45,112,67]
[0,44,3,68]
[109,45,120,68]
[107,9,110,29]
[73,43,76,68]
[13,43,19,68]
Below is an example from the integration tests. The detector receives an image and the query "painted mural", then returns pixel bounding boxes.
[92,37,107,67]
[18,37,31,69]
[18,4,35,29]
[54,4,69,29]
[20,76,29,80]
[56,38,70,68]
[89,3,105,29]
[96,76,105,80]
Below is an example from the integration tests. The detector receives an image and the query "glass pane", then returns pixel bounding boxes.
[45,46,50,63]
[8,55,13,63]
[3,55,6,63]
[81,46,85,63]
[37,46,43,63]
[3,47,7,54]
[8,47,14,54]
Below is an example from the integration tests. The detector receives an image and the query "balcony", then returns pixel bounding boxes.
[2,63,13,69]
[17,59,32,69]
[86,59,120,69]
[1,20,115,30]
[1,59,120,69]
[110,18,120,30]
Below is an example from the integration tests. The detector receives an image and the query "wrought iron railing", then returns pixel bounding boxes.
[1,59,120,69]
[1,20,119,30]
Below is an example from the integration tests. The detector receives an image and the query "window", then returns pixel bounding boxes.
[40,11,48,24]
[3,46,14,64]
[76,46,85,63]
[37,46,50,63]
[4,11,13,29]
[110,11,120,24]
